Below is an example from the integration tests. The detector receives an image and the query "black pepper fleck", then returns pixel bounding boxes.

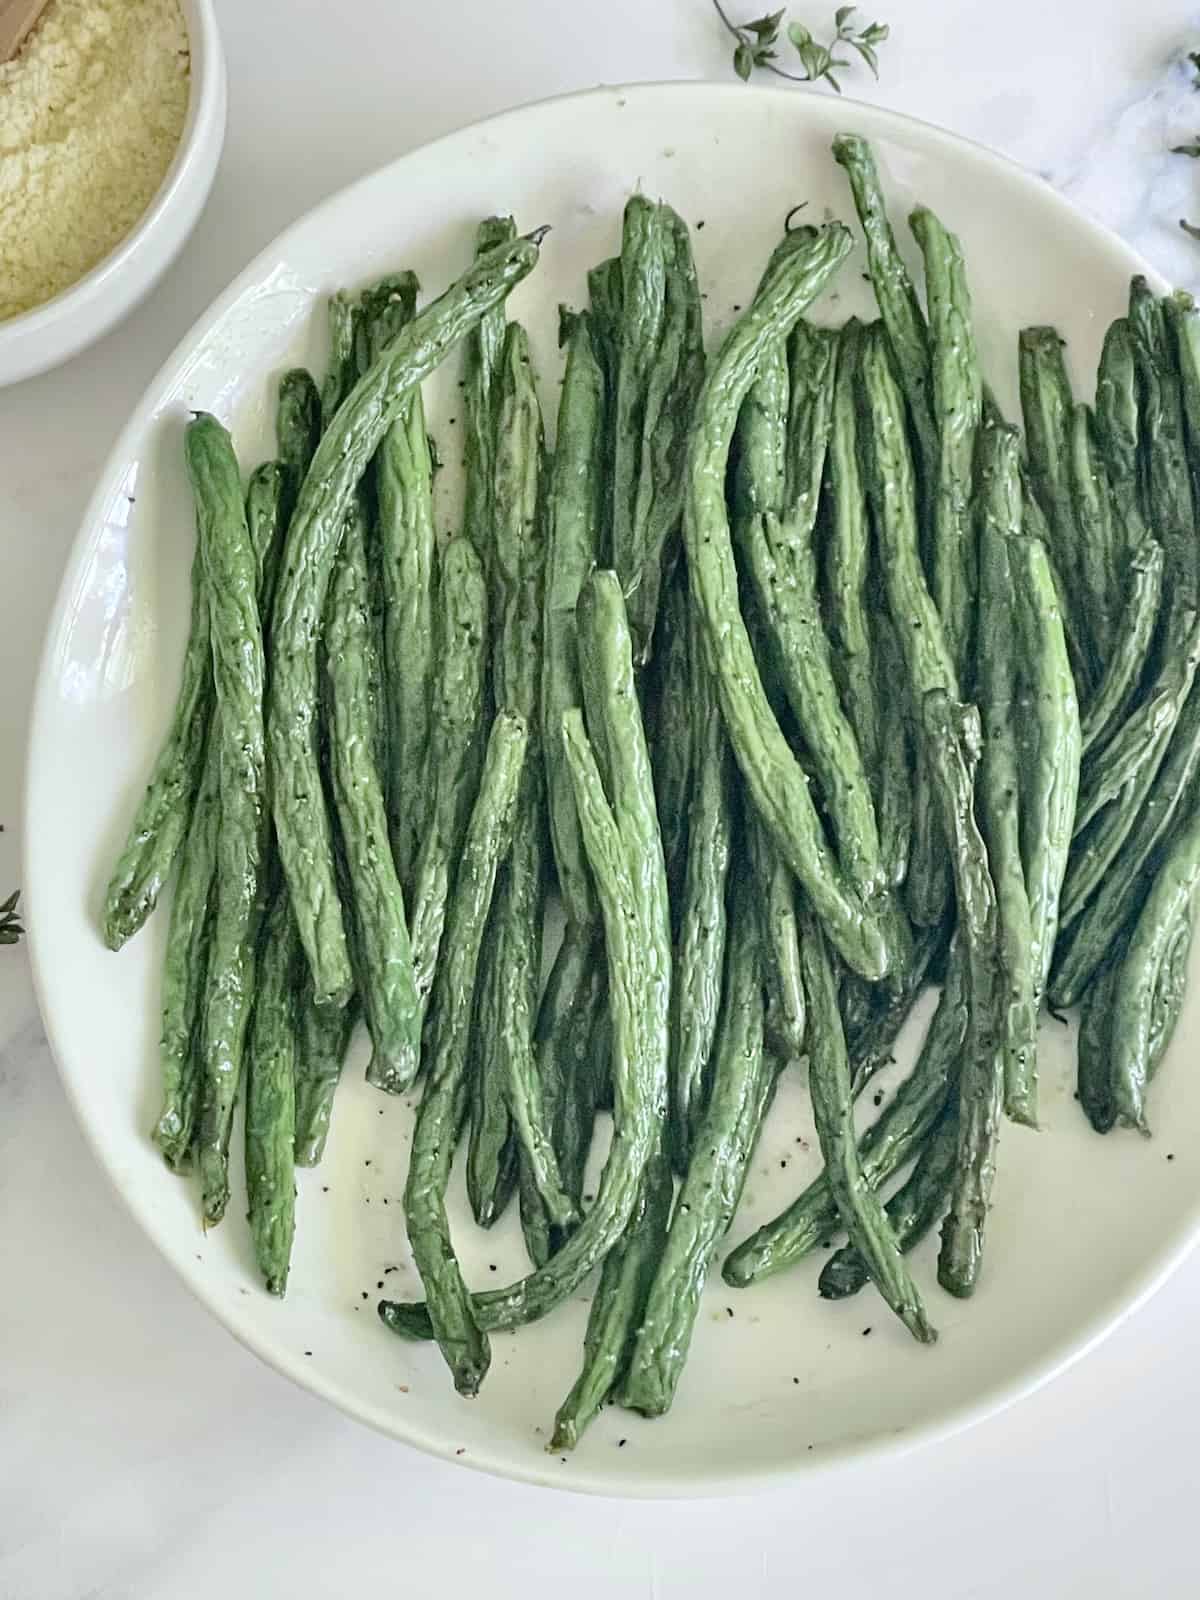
[361,1292,369,1301]
[1168,1153,1176,1161]
[618,1438,627,1447]
[862,1327,872,1337]
[873,1090,884,1107]
[726,1306,735,1318]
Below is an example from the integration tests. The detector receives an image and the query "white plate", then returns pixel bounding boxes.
[26,83,1195,1498]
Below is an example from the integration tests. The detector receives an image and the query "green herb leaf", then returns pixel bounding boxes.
[712,2,889,87]
[0,889,23,946]
[1173,140,1200,157]
[745,8,784,41]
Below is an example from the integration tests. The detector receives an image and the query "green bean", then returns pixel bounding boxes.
[1059,603,1200,931]
[245,883,299,1296]
[1095,316,1145,542]
[185,414,269,1227]
[1019,470,1094,694]
[245,462,289,623]
[463,217,517,575]
[371,279,437,893]
[549,1152,673,1451]
[722,945,964,1287]
[585,254,622,567]
[487,323,575,1233]
[800,906,936,1343]
[1080,536,1164,756]
[921,692,1002,1299]
[872,613,915,891]
[734,335,787,520]
[741,320,883,899]
[683,224,891,980]
[839,967,876,1046]
[293,985,358,1167]
[1075,602,1200,834]
[611,197,668,614]
[576,571,672,1108]
[608,197,702,660]
[403,711,527,1393]
[380,577,669,1342]
[156,418,293,1171]
[544,312,605,931]
[1078,891,1193,1134]
[152,740,218,1171]
[748,813,805,1062]
[457,228,522,1227]
[626,206,705,661]
[405,538,489,1046]
[1010,533,1081,1002]
[832,133,934,472]
[1110,805,1200,1132]
[268,228,543,1007]
[1130,277,1197,606]
[848,921,945,1096]
[784,320,835,516]
[669,605,734,1168]
[102,536,211,950]
[910,205,981,680]
[1019,327,1092,677]
[538,925,606,1216]
[320,292,358,429]
[465,937,518,1227]
[323,503,420,1091]
[824,319,879,792]
[1147,899,1194,1083]
[587,255,623,391]
[976,422,1038,1126]
[1066,403,1119,662]
[1164,289,1200,504]
[359,273,419,363]
[745,504,883,898]
[1053,675,1200,1006]
[1076,944,1123,1135]
[859,322,958,928]
[648,566,694,913]
[819,1107,958,1300]
[623,879,778,1414]
[276,368,322,503]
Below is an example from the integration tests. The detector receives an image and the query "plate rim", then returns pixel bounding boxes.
[23,78,1184,1499]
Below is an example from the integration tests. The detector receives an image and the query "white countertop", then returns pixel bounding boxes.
[4,1,1200,1592]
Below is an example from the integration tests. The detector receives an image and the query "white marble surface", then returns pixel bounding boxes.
[5,0,1200,1592]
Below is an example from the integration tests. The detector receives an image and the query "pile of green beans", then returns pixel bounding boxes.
[104,135,1200,1453]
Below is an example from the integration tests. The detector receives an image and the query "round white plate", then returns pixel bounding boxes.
[26,83,1195,1498]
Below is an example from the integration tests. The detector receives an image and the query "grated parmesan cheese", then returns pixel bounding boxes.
[0,0,190,322]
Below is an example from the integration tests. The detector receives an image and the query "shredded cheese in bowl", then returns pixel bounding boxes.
[0,0,191,323]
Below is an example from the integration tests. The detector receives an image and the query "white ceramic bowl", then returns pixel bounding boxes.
[26,84,1196,1498]
[0,0,226,387]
